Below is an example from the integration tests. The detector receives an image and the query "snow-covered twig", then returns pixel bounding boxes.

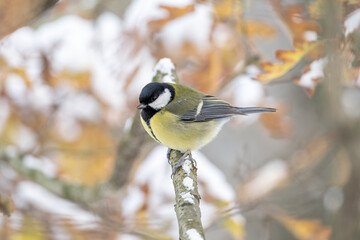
[169,150,205,240]
[153,58,205,239]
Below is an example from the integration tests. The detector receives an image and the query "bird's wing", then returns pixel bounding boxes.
[164,83,205,117]
[179,95,239,122]
[164,83,275,122]
[164,96,201,117]
[166,92,275,122]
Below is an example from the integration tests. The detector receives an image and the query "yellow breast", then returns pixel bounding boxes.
[145,110,224,151]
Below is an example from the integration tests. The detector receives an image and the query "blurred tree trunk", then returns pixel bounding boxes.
[320,1,360,239]
[0,0,58,39]
[332,160,360,240]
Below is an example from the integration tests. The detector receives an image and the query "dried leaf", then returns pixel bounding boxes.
[270,1,320,44]
[295,58,326,97]
[277,216,332,240]
[49,70,91,90]
[11,68,32,87]
[213,0,242,19]
[12,215,46,240]
[242,20,276,38]
[181,48,224,94]
[55,124,115,185]
[222,216,245,240]
[0,112,20,146]
[148,4,195,32]
[257,42,321,83]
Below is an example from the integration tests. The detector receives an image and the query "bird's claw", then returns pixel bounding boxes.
[171,151,196,178]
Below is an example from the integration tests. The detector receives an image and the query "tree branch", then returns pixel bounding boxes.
[0,111,148,203]
[150,58,206,239]
[2,152,106,203]
[109,111,148,188]
[169,150,205,240]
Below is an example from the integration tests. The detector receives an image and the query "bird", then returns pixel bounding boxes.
[137,82,276,173]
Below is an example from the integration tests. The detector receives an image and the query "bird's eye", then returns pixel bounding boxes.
[151,94,158,101]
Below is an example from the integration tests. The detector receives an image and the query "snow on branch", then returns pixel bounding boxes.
[152,57,205,239]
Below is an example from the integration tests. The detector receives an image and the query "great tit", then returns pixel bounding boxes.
[137,82,275,170]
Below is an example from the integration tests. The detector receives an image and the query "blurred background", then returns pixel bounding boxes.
[0,0,359,239]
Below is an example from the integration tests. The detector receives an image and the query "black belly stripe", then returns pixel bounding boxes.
[147,121,160,142]
[141,107,160,142]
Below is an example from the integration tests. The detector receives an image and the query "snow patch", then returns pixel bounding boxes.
[15,182,99,227]
[183,177,194,191]
[0,27,37,68]
[153,58,176,83]
[58,93,101,122]
[35,15,94,73]
[0,12,130,115]
[345,9,360,36]
[117,234,142,240]
[303,31,317,42]
[27,84,54,111]
[243,159,288,200]
[159,4,212,53]
[5,74,27,105]
[186,229,203,240]
[23,155,57,178]
[182,159,192,175]
[121,186,145,217]
[15,125,37,152]
[298,58,326,90]
[180,192,195,204]
[124,0,194,36]
[231,74,264,108]
[195,151,235,202]
[131,147,174,214]
[125,47,156,99]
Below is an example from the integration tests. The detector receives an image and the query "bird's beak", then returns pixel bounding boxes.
[136,103,146,109]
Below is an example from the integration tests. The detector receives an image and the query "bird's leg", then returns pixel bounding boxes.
[172,151,190,177]
[171,150,197,176]
[187,151,197,167]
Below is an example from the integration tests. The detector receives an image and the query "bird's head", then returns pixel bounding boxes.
[137,82,175,110]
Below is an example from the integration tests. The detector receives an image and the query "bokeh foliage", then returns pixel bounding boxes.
[0,0,359,239]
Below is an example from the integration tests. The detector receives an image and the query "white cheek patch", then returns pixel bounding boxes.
[149,88,171,110]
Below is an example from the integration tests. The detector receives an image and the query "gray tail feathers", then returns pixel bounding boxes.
[235,107,276,115]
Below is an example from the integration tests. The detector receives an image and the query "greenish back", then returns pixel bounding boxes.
[164,83,205,116]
